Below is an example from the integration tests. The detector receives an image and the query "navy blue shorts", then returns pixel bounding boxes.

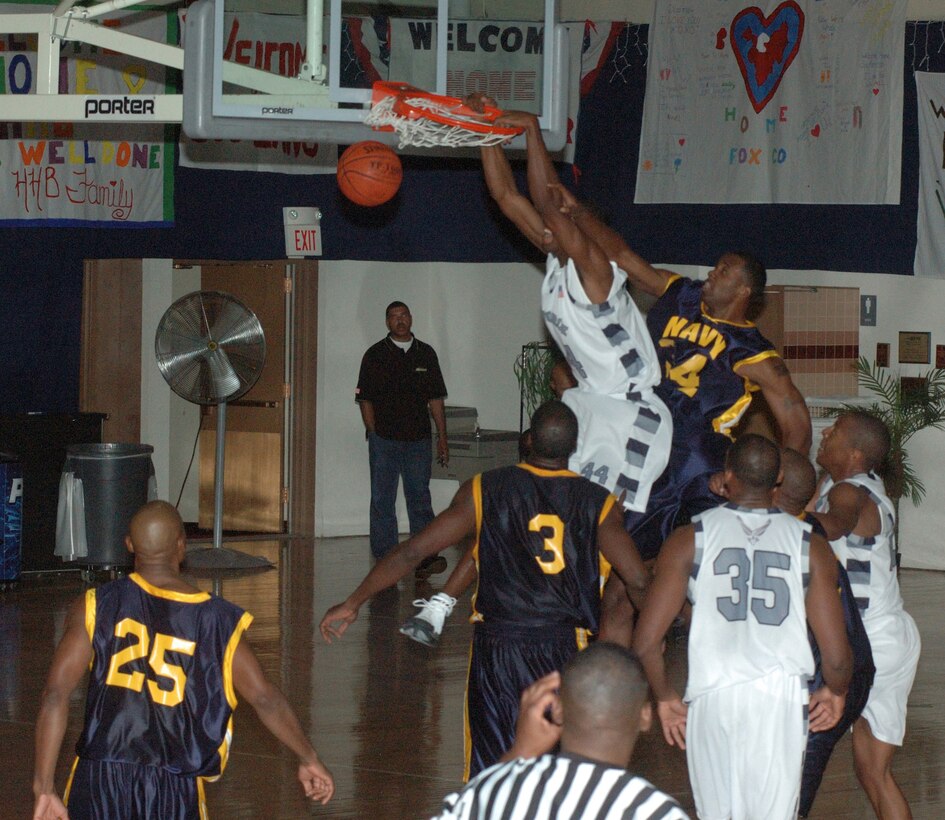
[65,757,203,820]
[465,623,584,780]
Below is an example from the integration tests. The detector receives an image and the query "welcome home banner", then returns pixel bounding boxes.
[914,72,945,278]
[0,6,173,225]
[636,0,905,204]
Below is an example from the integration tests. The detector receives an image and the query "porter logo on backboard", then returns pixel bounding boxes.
[84,96,157,119]
[261,107,295,116]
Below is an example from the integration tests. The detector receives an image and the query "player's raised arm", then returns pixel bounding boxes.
[33,594,94,819]
[479,141,549,252]
[549,184,674,298]
[737,355,812,455]
[539,185,615,304]
[319,480,477,641]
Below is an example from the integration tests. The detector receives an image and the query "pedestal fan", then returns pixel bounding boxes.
[155,290,272,570]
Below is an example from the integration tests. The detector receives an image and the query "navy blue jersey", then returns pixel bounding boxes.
[647,276,778,442]
[470,464,615,632]
[76,573,252,779]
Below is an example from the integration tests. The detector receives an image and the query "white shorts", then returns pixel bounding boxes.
[860,609,921,745]
[562,388,671,513]
[687,670,808,820]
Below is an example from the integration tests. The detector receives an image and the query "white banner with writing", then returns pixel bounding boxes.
[914,72,945,278]
[0,6,173,225]
[636,0,905,204]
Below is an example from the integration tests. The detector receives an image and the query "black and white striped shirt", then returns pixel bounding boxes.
[432,753,689,820]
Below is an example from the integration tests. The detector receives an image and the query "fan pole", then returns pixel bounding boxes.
[213,400,227,551]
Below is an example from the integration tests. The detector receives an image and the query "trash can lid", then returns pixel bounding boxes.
[66,443,155,459]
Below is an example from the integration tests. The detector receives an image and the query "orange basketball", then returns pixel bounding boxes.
[337,141,403,206]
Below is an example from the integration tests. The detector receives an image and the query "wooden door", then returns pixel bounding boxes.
[198,263,287,533]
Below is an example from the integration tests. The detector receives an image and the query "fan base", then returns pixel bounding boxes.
[183,546,274,571]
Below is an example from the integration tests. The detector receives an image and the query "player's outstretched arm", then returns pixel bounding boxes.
[737,356,812,455]
[232,638,334,804]
[806,535,852,732]
[33,595,93,820]
[319,481,477,641]
[631,526,694,748]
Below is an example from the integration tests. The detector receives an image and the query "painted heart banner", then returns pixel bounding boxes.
[913,72,945,278]
[636,0,905,204]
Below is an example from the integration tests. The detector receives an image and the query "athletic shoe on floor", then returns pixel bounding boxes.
[414,554,448,580]
[399,592,457,647]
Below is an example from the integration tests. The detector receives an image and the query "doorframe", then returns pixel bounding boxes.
[79,258,318,536]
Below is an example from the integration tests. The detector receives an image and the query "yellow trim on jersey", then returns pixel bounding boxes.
[517,463,578,479]
[197,778,209,820]
[660,273,682,295]
[732,349,780,372]
[84,588,96,670]
[598,493,617,525]
[129,573,212,603]
[699,302,755,328]
[469,474,484,623]
[222,611,254,709]
[575,628,590,650]
[462,641,475,783]
[63,757,79,806]
[209,715,234,782]
[712,391,754,437]
[599,553,613,595]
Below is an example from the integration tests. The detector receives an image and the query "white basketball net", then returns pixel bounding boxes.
[364,94,516,149]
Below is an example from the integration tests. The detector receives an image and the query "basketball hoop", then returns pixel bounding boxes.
[364,82,524,149]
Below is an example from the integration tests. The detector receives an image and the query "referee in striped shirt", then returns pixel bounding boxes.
[433,642,688,819]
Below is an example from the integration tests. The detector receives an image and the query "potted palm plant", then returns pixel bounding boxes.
[838,356,945,558]
[514,341,556,432]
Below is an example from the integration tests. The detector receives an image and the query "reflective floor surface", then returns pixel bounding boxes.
[2,537,943,818]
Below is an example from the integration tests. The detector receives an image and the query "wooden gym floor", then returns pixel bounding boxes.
[2,536,943,818]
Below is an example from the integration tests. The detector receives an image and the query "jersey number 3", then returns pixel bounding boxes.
[105,617,196,707]
[714,547,791,626]
[529,514,565,575]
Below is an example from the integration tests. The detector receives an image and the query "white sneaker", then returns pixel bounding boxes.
[399,592,457,647]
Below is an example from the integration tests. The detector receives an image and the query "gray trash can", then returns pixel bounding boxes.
[56,444,156,568]
[0,451,22,585]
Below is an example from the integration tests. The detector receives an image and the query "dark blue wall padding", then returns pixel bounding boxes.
[0,22,941,413]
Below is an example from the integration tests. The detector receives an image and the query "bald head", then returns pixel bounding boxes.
[127,500,185,561]
[725,434,781,490]
[529,399,578,460]
[560,642,649,743]
[775,448,817,515]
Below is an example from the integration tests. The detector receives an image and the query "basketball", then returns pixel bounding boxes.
[337,141,402,206]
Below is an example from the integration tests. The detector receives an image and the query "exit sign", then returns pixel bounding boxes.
[283,207,322,257]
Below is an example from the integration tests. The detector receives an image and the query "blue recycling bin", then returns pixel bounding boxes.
[0,452,23,584]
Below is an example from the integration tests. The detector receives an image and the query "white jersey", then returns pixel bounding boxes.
[815,473,902,622]
[686,504,814,702]
[541,255,671,512]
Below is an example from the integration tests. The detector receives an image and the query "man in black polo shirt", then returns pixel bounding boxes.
[356,301,449,577]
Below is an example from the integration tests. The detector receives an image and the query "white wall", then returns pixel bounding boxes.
[768,269,945,571]
[314,260,546,537]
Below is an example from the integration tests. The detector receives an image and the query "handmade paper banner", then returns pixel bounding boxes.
[636,0,905,204]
